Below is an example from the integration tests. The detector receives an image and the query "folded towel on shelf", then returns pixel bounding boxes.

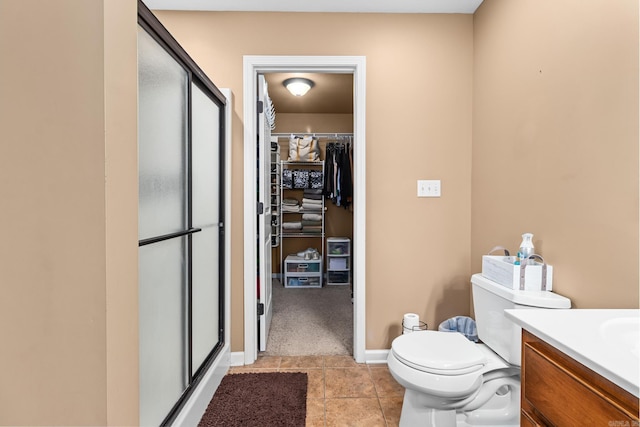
[301,220,322,227]
[301,198,322,205]
[302,192,322,200]
[282,222,302,230]
[302,213,322,221]
[303,188,323,195]
[282,205,300,213]
[301,204,322,212]
[282,198,299,206]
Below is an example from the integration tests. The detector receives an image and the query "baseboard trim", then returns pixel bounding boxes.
[365,349,389,364]
[229,349,388,366]
[230,351,245,366]
[171,345,230,427]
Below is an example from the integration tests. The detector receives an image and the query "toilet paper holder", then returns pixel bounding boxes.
[402,317,428,334]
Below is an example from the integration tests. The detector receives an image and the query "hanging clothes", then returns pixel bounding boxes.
[323,138,353,209]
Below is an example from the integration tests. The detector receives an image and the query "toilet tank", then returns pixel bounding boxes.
[471,273,571,366]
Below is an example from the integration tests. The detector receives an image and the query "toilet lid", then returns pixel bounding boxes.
[391,331,487,375]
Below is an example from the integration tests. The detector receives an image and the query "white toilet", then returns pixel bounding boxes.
[387,273,571,427]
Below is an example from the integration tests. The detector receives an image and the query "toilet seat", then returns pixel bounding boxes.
[391,331,487,375]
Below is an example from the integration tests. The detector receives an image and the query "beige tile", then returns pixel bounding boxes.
[324,355,360,368]
[306,398,325,427]
[252,355,282,368]
[325,398,386,427]
[220,357,401,427]
[379,396,404,427]
[325,367,376,398]
[369,366,405,397]
[306,415,326,427]
[227,366,278,374]
[281,355,325,369]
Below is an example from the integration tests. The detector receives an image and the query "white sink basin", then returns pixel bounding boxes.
[600,316,640,359]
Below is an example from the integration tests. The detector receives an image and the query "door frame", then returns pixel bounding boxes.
[243,55,366,364]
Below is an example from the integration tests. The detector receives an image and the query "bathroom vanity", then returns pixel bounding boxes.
[505,309,640,426]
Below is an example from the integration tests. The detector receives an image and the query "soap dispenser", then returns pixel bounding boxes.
[519,233,534,264]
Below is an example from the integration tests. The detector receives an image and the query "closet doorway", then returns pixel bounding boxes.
[267,72,354,357]
[243,56,366,365]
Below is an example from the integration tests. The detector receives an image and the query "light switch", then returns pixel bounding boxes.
[417,180,441,197]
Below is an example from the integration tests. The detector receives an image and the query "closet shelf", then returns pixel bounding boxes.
[281,161,324,166]
[282,206,327,214]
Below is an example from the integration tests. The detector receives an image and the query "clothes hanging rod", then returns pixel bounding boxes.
[271,133,353,138]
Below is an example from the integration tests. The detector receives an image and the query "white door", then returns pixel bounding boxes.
[257,75,273,351]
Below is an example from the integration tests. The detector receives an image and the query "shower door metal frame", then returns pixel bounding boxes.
[138,2,227,425]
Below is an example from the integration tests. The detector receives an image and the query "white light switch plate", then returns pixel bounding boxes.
[417,180,441,197]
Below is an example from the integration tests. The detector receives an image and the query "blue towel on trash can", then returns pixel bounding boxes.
[438,316,478,342]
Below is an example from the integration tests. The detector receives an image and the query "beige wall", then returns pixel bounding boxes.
[275,113,354,134]
[155,11,474,350]
[104,1,139,425]
[472,0,639,308]
[0,1,138,425]
[1,1,636,424]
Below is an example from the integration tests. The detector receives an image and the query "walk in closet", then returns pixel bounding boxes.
[271,133,354,283]
[261,72,355,356]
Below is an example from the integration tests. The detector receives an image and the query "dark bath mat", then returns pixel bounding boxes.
[198,372,308,427]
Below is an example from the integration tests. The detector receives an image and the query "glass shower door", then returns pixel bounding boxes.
[137,26,189,427]
[137,3,227,423]
[191,83,221,376]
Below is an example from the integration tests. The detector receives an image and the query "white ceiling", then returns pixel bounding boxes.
[143,0,483,14]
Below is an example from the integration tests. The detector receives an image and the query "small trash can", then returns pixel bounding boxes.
[438,316,478,342]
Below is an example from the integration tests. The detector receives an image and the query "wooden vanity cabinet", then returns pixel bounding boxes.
[521,330,639,426]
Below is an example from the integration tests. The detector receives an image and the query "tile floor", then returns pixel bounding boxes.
[228,355,405,427]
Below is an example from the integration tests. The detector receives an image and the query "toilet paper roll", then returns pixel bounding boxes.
[403,313,420,334]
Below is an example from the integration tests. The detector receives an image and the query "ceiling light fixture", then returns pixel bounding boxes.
[283,78,314,97]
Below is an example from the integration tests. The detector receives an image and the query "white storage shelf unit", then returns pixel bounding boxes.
[284,255,322,288]
[270,144,280,247]
[280,160,325,282]
[326,237,350,285]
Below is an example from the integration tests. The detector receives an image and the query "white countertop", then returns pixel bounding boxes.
[505,308,640,397]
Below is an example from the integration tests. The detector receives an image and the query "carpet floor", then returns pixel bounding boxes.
[263,280,353,356]
[198,372,307,427]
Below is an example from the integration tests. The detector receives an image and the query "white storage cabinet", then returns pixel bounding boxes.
[284,255,322,288]
[326,237,350,285]
[279,160,325,279]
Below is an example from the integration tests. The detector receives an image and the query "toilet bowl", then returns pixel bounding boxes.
[388,331,520,427]
[387,274,571,427]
